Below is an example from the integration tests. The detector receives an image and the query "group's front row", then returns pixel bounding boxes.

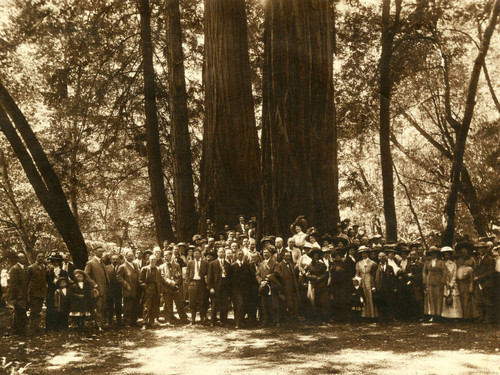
[4,240,499,336]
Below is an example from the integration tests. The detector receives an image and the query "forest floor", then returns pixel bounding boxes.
[1,318,499,375]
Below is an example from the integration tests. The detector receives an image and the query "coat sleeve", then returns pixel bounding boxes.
[116,265,129,290]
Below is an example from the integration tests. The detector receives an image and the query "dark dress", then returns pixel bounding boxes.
[305,260,329,322]
[330,260,351,321]
[69,282,93,316]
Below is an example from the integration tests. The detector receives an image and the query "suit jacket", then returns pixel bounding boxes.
[475,254,496,289]
[8,263,28,307]
[256,258,281,291]
[207,258,231,295]
[139,266,163,297]
[274,248,289,263]
[229,261,252,295]
[276,260,300,301]
[27,263,48,298]
[84,256,110,297]
[235,223,246,234]
[374,263,396,293]
[159,262,183,288]
[105,264,123,297]
[186,259,208,284]
[116,261,141,298]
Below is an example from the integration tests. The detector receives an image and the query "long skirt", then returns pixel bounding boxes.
[425,284,444,316]
[360,278,377,318]
[456,279,476,319]
[441,285,462,318]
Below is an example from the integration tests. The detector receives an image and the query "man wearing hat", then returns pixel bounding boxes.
[27,251,47,335]
[84,246,110,328]
[46,252,69,331]
[473,242,496,324]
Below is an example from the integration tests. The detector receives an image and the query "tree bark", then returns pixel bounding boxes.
[138,0,174,244]
[261,0,337,236]
[199,0,261,231]
[379,0,401,242]
[164,0,198,242]
[442,0,500,246]
[0,82,88,269]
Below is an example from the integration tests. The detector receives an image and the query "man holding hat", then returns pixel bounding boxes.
[473,242,496,324]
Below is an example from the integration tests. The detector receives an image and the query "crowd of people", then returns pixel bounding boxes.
[1,215,500,336]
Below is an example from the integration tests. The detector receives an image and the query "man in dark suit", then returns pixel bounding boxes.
[8,252,29,335]
[230,249,252,329]
[373,252,397,322]
[61,253,75,281]
[235,215,246,234]
[274,237,288,263]
[27,251,47,335]
[139,255,163,328]
[105,254,123,326]
[84,246,110,327]
[207,247,231,327]
[246,252,261,325]
[186,248,208,324]
[276,251,300,321]
[474,242,496,324]
[117,250,141,326]
[256,248,281,327]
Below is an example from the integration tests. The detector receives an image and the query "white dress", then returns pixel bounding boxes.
[441,260,462,318]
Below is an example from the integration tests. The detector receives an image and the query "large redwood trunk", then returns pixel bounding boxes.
[164,0,198,242]
[138,0,174,244]
[261,0,336,236]
[199,0,261,230]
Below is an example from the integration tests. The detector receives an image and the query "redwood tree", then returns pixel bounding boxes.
[442,0,500,245]
[199,0,261,230]
[164,0,198,242]
[379,0,402,243]
[138,0,174,244]
[261,0,337,236]
[0,82,88,268]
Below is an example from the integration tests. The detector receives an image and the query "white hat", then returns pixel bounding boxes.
[440,246,453,252]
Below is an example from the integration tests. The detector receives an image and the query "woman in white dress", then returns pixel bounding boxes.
[440,246,462,319]
[355,246,377,319]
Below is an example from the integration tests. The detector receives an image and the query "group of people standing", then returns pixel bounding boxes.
[2,215,499,335]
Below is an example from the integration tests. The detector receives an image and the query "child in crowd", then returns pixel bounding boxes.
[54,277,71,330]
[69,270,93,331]
[349,276,365,322]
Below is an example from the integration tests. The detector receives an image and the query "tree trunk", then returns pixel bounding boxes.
[261,0,337,237]
[442,0,500,245]
[379,0,401,242]
[138,0,174,244]
[199,0,261,231]
[164,0,198,242]
[0,82,88,269]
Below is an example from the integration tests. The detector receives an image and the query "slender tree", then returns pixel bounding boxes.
[138,0,174,244]
[0,82,88,268]
[442,0,500,245]
[164,0,198,242]
[379,0,402,242]
[199,0,261,230]
[261,0,336,236]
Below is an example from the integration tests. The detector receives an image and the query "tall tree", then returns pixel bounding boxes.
[261,0,336,236]
[0,82,88,269]
[164,0,198,242]
[442,0,500,245]
[379,0,402,242]
[199,0,261,230]
[138,0,174,244]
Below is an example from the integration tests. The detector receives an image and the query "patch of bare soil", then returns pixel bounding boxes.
[1,322,499,375]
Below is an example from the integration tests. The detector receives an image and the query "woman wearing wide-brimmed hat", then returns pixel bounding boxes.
[455,241,478,320]
[423,247,448,321]
[355,246,378,319]
[304,248,329,322]
[440,246,462,319]
[290,216,308,249]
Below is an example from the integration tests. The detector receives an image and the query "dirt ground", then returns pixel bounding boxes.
[1,321,499,375]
